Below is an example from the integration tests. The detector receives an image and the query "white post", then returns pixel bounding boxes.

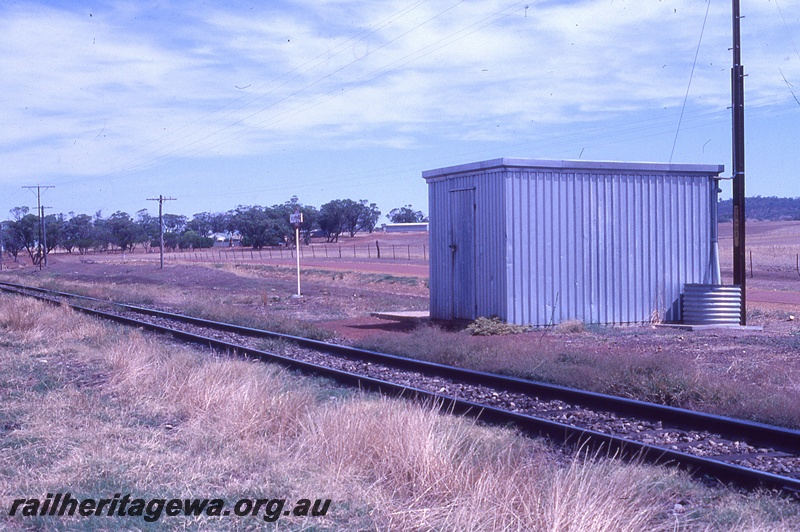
[290,209,303,297]
[295,225,301,296]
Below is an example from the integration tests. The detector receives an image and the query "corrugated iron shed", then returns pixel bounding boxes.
[423,158,724,325]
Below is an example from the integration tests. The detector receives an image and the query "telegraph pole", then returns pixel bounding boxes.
[22,185,54,270]
[40,206,52,267]
[147,195,176,269]
[731,0,746,324]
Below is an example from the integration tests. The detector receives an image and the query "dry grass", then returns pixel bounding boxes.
[1,294,799,530]
[208,262,425,290]
[105,335,315,448]
[0,297,104,345]
[298,400,680,531]
[361,323,800,429]
[555,319,585,333]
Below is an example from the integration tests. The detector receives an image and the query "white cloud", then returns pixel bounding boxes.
[1,0,798,213]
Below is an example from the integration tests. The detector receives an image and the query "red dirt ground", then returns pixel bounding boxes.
[3,225,800,343]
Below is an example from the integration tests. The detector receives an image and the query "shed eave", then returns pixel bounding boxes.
[422,158,725,180]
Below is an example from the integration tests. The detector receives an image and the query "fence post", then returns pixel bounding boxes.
[392,245,396,260]
[749,250,753,278]
[423,245,426,261]
[375,240,380,259]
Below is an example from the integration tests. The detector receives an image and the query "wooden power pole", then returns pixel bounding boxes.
[731,0,746,325]
[147,195,177,269]
[22,185,54,270]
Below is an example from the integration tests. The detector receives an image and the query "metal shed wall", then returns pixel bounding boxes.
[424,158,724,326]
[427,170,507,321]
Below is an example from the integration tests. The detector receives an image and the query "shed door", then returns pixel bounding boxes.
[449,188,476,320]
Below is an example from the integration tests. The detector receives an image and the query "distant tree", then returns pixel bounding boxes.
[388,205,428,224]
[357,200,381,234]
[320,198,380,238]
[4,207,34,261]
[162,213,188,234]
[9,206,29,222]
[178,230,213,250]
[318,200,348,243]
[5,207,39,262]
[105,211,141,252]
[297,204,319,244]
[43,213,64,253]
[186,212,229,236]
[91,211,114,252]
[63,214,96,254]
[13,213,41,262]
[163,231,181,251]
[718,196,800,222]
[135,209,159,252]
[278,197,319,245]
[1,220,23,261]
[228,205,285,249]
[340,199,364,238]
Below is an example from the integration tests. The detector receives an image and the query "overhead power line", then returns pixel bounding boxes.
[62,0,454,184]
[670,0,712,163]
[57,1,523,186]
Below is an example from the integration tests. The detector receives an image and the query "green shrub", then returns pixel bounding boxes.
[467,317,532,336]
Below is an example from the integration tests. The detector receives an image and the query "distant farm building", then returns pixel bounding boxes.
[423,158,725,326]
[210,232,242,247]
[381,222,429,233]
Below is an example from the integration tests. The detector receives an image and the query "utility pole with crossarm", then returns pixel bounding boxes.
[147,195,177,269]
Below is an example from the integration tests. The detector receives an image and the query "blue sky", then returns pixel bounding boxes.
[2,0,799,221]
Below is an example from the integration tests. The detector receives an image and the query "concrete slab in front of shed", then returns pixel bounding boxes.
[370,311,430,322]
[656,324,763,331]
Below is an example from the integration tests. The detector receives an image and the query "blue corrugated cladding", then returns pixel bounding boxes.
[504,169,714,325]
[425,160,720,326]
[428,172,506,320]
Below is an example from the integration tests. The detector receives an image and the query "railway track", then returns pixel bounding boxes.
[2,280,799,496]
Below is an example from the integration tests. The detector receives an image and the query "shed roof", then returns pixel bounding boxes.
[422,158,725,180]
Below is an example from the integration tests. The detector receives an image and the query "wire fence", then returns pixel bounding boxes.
[8,248,800,278]
[163,243,428,263]
[718,249,800,279]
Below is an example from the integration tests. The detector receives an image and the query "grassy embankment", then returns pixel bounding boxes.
[1,295,799,530]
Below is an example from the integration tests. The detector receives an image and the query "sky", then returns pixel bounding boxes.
[1,0,799,222]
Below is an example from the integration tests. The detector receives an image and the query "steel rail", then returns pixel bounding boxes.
[1,280,799,494]
[2,280,797,451]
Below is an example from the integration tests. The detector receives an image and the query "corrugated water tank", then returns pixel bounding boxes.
[682,284,742,325]
[423,158,725,326]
